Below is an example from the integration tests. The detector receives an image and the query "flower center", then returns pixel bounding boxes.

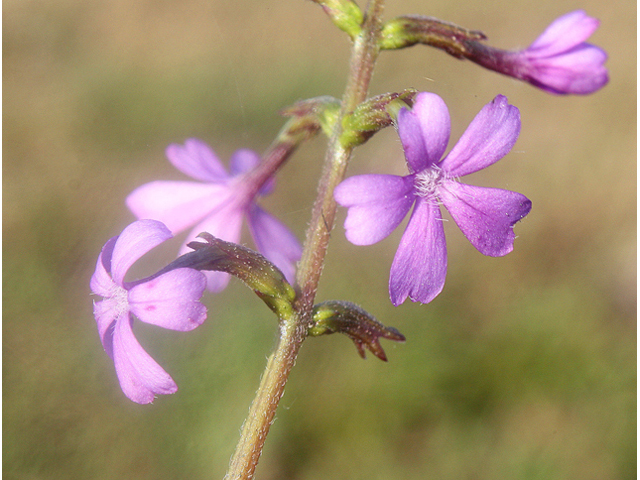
[109,284,130,317]
[414,166,445,201]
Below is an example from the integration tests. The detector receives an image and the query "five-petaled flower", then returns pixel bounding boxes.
[467,10,608,95]
[126,139,302,292]
[90,219,208,404]
[334,92,531,305]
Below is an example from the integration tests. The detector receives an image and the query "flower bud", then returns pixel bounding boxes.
[310,0,364,39]
[309,300,405,361]
[462,11,608,95]
[380,12,608,95]
[281,96,342,138]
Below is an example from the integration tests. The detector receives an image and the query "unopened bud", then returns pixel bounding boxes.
[281,96,342,138]
[310,0,363,39]
[309,300,405,361]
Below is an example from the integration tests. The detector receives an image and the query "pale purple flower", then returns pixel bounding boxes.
[515,10,608,94]
[466,10,608,94]
[126,139,302,292]
[334,93,531,305]
[90,219,207,404]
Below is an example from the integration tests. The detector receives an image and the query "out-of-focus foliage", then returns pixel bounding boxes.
[4,0,635,479]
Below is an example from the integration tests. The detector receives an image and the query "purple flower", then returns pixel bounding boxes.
[126,139,302,292]
[334,93,531,305]
[90,219,208,404]
[467,10,608,95]
[516,10,608,94]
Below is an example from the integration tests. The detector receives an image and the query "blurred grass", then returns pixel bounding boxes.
[3,0,635,479]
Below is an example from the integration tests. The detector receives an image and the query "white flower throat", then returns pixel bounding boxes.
[110,284,130,317]
[414,165,446,201]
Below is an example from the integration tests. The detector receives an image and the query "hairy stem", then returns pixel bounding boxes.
[223,319,305,480]
[296,0,384,311]
[243,115,322,199]
[223,2,385,478]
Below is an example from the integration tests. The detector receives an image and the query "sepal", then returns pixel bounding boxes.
[380,15,486,54]
[310,0,364,39]
[160,233,296,316]
[309,300,405,361]
[281,96,342,138]
[340,89,418,148]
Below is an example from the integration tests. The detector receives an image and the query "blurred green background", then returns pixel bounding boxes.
[4,0,635,479]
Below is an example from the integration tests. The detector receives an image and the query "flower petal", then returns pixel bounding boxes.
[439,181,531,257]
[90,236,118,296]
[440,95,520,177]
[228,149,261,176]
[93,298,118,358]
[112,314,177,404]
[129,268,208,331]
[528,10,599,58]
[201,270,232,293]
[335,174,415,245]
[397,92,450,172]
[179,204,244,292]
[110,220,173,286]
[166,138,229,182]
[389,199,447,305]
[526,44,609,95]
[126,181,232,235]
[247,205,302,284]
[228,149,275,196]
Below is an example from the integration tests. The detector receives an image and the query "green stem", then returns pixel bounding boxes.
[296,0,385,311]
[223,319,305,480]
[243,115,322,199]
[222,2,385,478]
